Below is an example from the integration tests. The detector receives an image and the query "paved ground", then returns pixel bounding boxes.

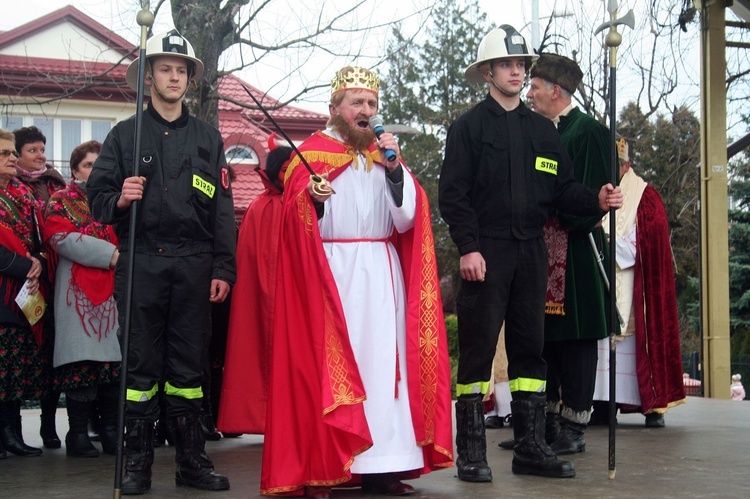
[0,395,748,498]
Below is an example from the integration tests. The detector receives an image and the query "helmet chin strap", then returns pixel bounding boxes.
[486,71,520,97]
[147,68,190,104]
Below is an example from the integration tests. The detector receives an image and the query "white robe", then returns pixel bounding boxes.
[594,169,648,406]
[318,136,424,473]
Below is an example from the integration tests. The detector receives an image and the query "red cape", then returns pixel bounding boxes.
[261,132,453,495]
[631,185,686,413]
[218,172,283,434]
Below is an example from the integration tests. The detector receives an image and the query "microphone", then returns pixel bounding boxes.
[369,116,397,162]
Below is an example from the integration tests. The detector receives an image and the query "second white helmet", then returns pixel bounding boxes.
[465,25,538,83]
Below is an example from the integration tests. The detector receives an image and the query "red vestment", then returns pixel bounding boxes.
[218,171,283,434]
[261,131,453,495]
[631,185,686,413]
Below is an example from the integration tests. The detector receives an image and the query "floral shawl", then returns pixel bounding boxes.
[0,177,48,342]
[43,180,118,340]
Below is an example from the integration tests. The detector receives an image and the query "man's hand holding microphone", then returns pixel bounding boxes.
[370,116,401,172]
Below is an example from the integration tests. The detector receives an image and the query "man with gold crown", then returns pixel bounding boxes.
[259,66,454,498]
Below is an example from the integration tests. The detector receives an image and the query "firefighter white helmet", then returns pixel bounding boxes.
[464,25,538,83]
[125,29,204,95]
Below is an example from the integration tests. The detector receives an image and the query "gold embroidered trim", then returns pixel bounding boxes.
[260,440,373,496]
[284,150,353,184]
[415,188,440,442]
[322,293,363,416]
[545,303,565,315]
[295,191,315,240]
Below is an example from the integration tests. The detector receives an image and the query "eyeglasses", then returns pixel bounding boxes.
[0,149,19,158]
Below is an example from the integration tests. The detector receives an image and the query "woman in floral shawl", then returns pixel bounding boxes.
[0,128,47,458]
[43,140,121,458]
[13,125,67,449]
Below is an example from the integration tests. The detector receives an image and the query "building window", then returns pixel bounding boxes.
[92,120,111,143]
[33,118,55,167]
[1,116,23,132]
[226,145,259,166]
[61,119,81,166]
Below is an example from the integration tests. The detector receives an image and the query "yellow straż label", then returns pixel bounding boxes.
[535,157,558,175]
[192,174,215,198]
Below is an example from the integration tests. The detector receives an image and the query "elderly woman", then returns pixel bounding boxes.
[13,125,66,449]
[0,128,46,458]
[43,140,120,457]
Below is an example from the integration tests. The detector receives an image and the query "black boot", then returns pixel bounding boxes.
[0,430,7,459]
[549,410,587,455]
[171,414,230,491]
[97,385,120,455]
[545,409,561,445]
[454,394,492,482]
[498,436,515,450]
[511,393,575,478]
[0,401,42,457]
[644,413,665,428]
[200,411,222,441]
[499,407,559,451]
[484,415,504,429]
[88,399,101,442]
[121,419,154,495]
[13,400,45,455]
[200,375,221,441]
[65,397,100,458]
[40,392,62,449]
[200,396,221,442]
[154,416,175,447]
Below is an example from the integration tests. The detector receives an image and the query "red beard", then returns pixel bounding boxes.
[329,114,376,152]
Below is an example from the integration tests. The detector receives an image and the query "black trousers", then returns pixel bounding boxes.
[115,252,213,420]
[544,338,598,413]
[456,237,548,394]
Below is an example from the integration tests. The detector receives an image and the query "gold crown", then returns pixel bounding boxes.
[331,66,380,95]
[617,137,629,162]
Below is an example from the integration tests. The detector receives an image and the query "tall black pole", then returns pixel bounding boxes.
[594,0,635,481]
[113,4,152,498]
[606,52,618,481]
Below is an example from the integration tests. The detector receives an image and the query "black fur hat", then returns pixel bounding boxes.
[529,54,583,95]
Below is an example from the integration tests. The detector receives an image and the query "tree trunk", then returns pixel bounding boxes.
[170,0,246,127]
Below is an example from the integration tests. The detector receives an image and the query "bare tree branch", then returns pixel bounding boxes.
[216,82,330,111]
